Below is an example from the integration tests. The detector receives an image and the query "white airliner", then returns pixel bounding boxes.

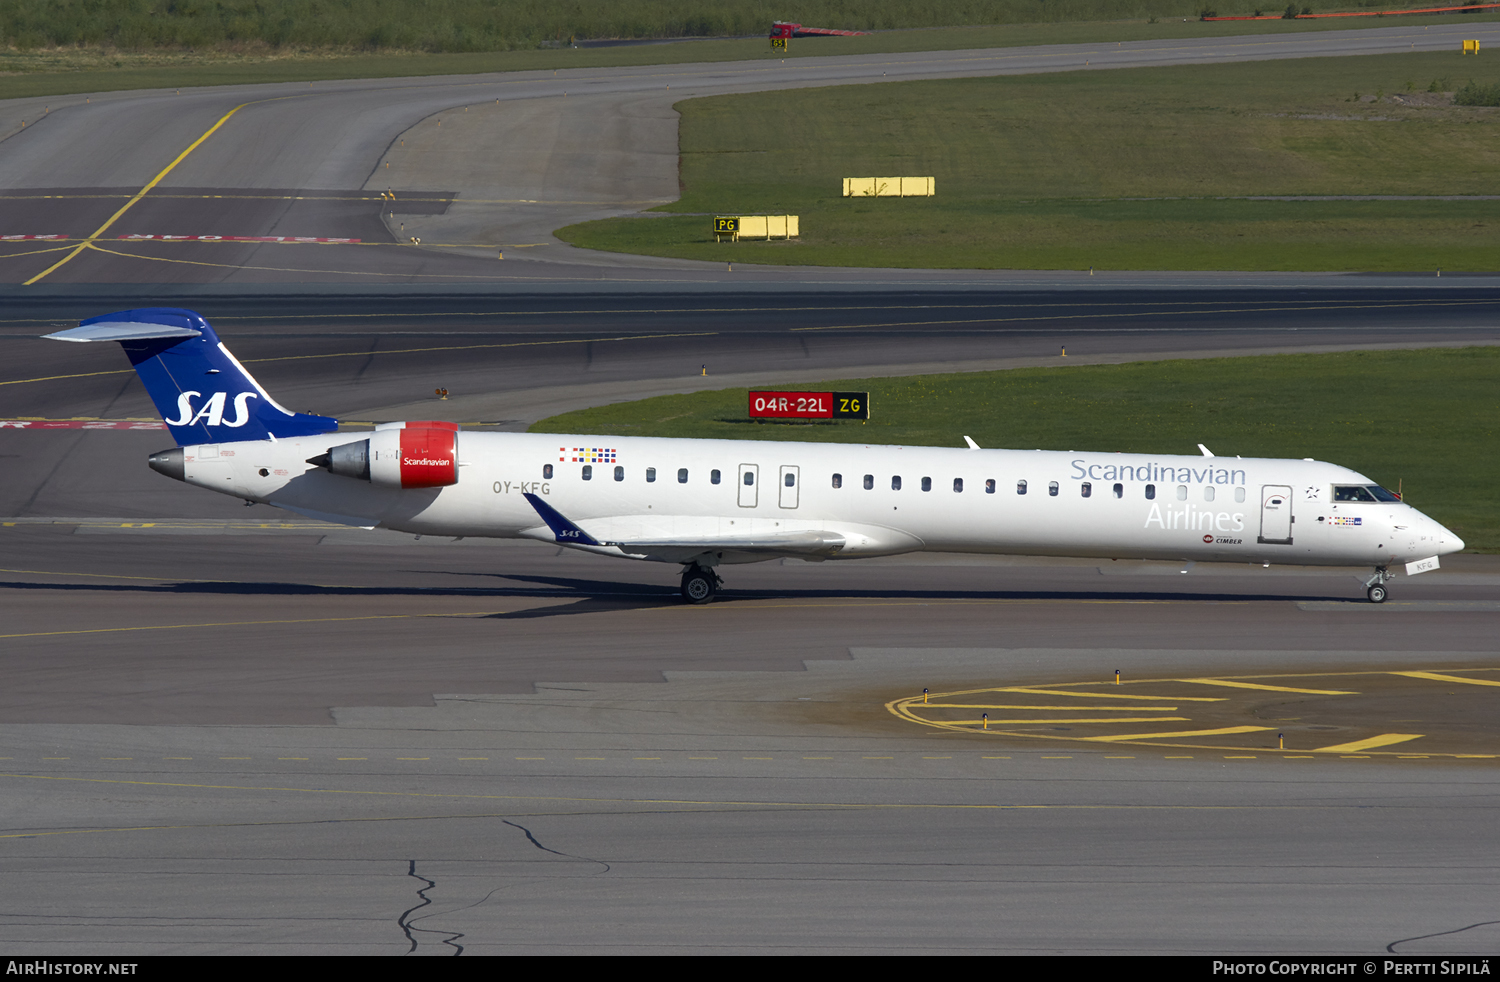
[48,308,1462,604]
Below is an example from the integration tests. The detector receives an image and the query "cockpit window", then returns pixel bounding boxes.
[1333,486,1378,502]
[1367,485,1401,502]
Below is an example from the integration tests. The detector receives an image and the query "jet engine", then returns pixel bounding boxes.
[308,421,459,489]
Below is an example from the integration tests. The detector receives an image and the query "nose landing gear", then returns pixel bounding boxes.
[680,564,722,604]
[1365,565,1391,604]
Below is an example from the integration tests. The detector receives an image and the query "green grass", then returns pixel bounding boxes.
[557,50,1500,271]
[5,10,1499,99]
[531,347,1500,551]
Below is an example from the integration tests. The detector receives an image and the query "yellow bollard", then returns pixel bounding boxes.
[1061,346,1066,357]
[1115,669,1120,685]
[982,713,988,730]
[923,688,929,703]
[1279,733,1284,749]
[498,250,503,260]
[701,365,707,376]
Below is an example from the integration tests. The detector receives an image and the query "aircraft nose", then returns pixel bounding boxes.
[1430,515,1464,555]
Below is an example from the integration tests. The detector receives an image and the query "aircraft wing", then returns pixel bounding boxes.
[520,492,846,561]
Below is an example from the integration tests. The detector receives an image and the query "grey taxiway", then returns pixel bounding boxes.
[1,26,1498,955]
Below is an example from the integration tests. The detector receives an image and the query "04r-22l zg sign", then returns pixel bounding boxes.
[748,391,869,420]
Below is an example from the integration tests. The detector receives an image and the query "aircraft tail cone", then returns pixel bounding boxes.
[147,447,185,482]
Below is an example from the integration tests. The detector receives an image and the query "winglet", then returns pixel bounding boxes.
[1197,443,1215,458]
[522,493,600,546]
[963,435,980,450]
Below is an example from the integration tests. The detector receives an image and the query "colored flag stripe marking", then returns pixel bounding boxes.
[0,420,165,429]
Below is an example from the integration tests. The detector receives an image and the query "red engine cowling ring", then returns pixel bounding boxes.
[397,427,458,488]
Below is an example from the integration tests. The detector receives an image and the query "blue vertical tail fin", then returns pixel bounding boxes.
[45,307,338,445]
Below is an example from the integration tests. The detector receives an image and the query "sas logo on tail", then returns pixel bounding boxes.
[164,391,258,428]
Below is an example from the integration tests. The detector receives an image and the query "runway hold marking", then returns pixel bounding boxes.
[888,668,1499,757]
[86,242,526,280]
[117,234,361,243]
[0,419,165,429]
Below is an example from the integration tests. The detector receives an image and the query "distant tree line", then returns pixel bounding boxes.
[1,0,1393,53]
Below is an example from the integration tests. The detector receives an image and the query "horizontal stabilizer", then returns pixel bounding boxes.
[45,322,202,343]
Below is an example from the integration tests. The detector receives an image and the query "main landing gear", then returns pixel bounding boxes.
[680,564,722,605]
[1365,566,1392,604]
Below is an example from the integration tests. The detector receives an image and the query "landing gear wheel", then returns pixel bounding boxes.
[680,566,719,605]
[1367,583,1388,604]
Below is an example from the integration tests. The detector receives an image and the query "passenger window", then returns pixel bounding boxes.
[832,473,842,489]
[1176,485,1187,500]
[920,477,931,492]
[1081,482,1091,498]
[985,479,995,494]
[646,467,656,483]
[1204,486,1215,502]
[1048,481,1059,497]
[582,465,592,481]
[1113,483,1123,498]
[785,472,796,487]
[614,466,624,482]
[891,476,902,491]
[863,474,874,490]
[678,468,688,484]
[1234,487,1246,503]
[543,464,553,479]
[1017,480,1027,495]
[1145,484,1156,500]
[743,471,754,486]
[953,478,963,493]
[711,469,721,485]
